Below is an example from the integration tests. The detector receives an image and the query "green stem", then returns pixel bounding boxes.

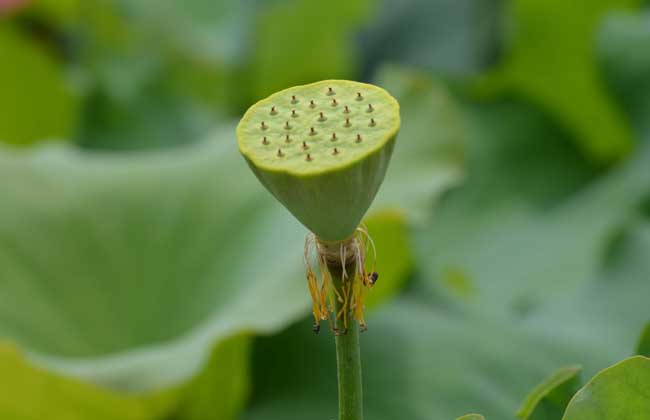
[330,263,364,420]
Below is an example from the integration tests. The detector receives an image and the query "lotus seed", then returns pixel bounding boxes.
[261,121,267,130]
[332,98,338,106]
[310,100,315,108]
[345,118,351,127]
[302,141,308,150]
[285,134,291,143]
[270,106,277,115]
[262,136,269,145]
[319,112,326,121]
[344,105,350,114]
[367,104,374,112]
[333,147,339,155]
[292,110,298,117]
[285,121,291,130]
[328,87,334,95]
[277,148,284,157]
[291,95,298,103]
[356,92,362,100]
[306,153,313,161]
[356,134,362,142]
[331,132,337,141]
[370,118,376,126]
[310,127,316,135]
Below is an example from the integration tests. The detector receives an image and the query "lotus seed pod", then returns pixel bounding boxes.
[237,80,400,241]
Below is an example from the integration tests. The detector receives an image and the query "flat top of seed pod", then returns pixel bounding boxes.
[237,80,400,176]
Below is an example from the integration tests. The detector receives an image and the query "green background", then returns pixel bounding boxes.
[0,0,649,419]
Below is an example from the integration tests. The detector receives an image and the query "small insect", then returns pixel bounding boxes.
[369,272,379,286]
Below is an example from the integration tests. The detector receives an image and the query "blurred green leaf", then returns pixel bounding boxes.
[480,0,639,161]
[360,0,502,77]
[168,334,251,420]
[636,322,650,357]
[457,415,486,420]
[0,25,78,145]
[0,130,307,391]
[0,342,158,420]
[598,11,650,134]
[516,366,581,420]
[416,101,590,315]
[247,0,373,100]
[562,356,650,420]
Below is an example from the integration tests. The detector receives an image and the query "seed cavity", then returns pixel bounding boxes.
[306,153,313,161]
[331,132,337,141]
[310,100,316,108]
[270,106,277,115]
[356,134,362,143]
[367,104,374,112]
[310,127,316,135]
[318,112,327,122]
[262,136,269,145]
[292,109,298,118]
[285,134,291,143]
[261,121,268,130]
[285,121,291,130]
[327,87,335,95]
[333,147,339,155]
[369,118,376,127]
[356,92,363,100]
[331,98,338,107]
[277,148,284,157]
[291,95,298,104]
[344,105,350,114]
[302,141,309,150]
[344,117,351,127]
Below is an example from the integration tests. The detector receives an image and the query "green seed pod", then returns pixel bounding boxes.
[237,80,400,241]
